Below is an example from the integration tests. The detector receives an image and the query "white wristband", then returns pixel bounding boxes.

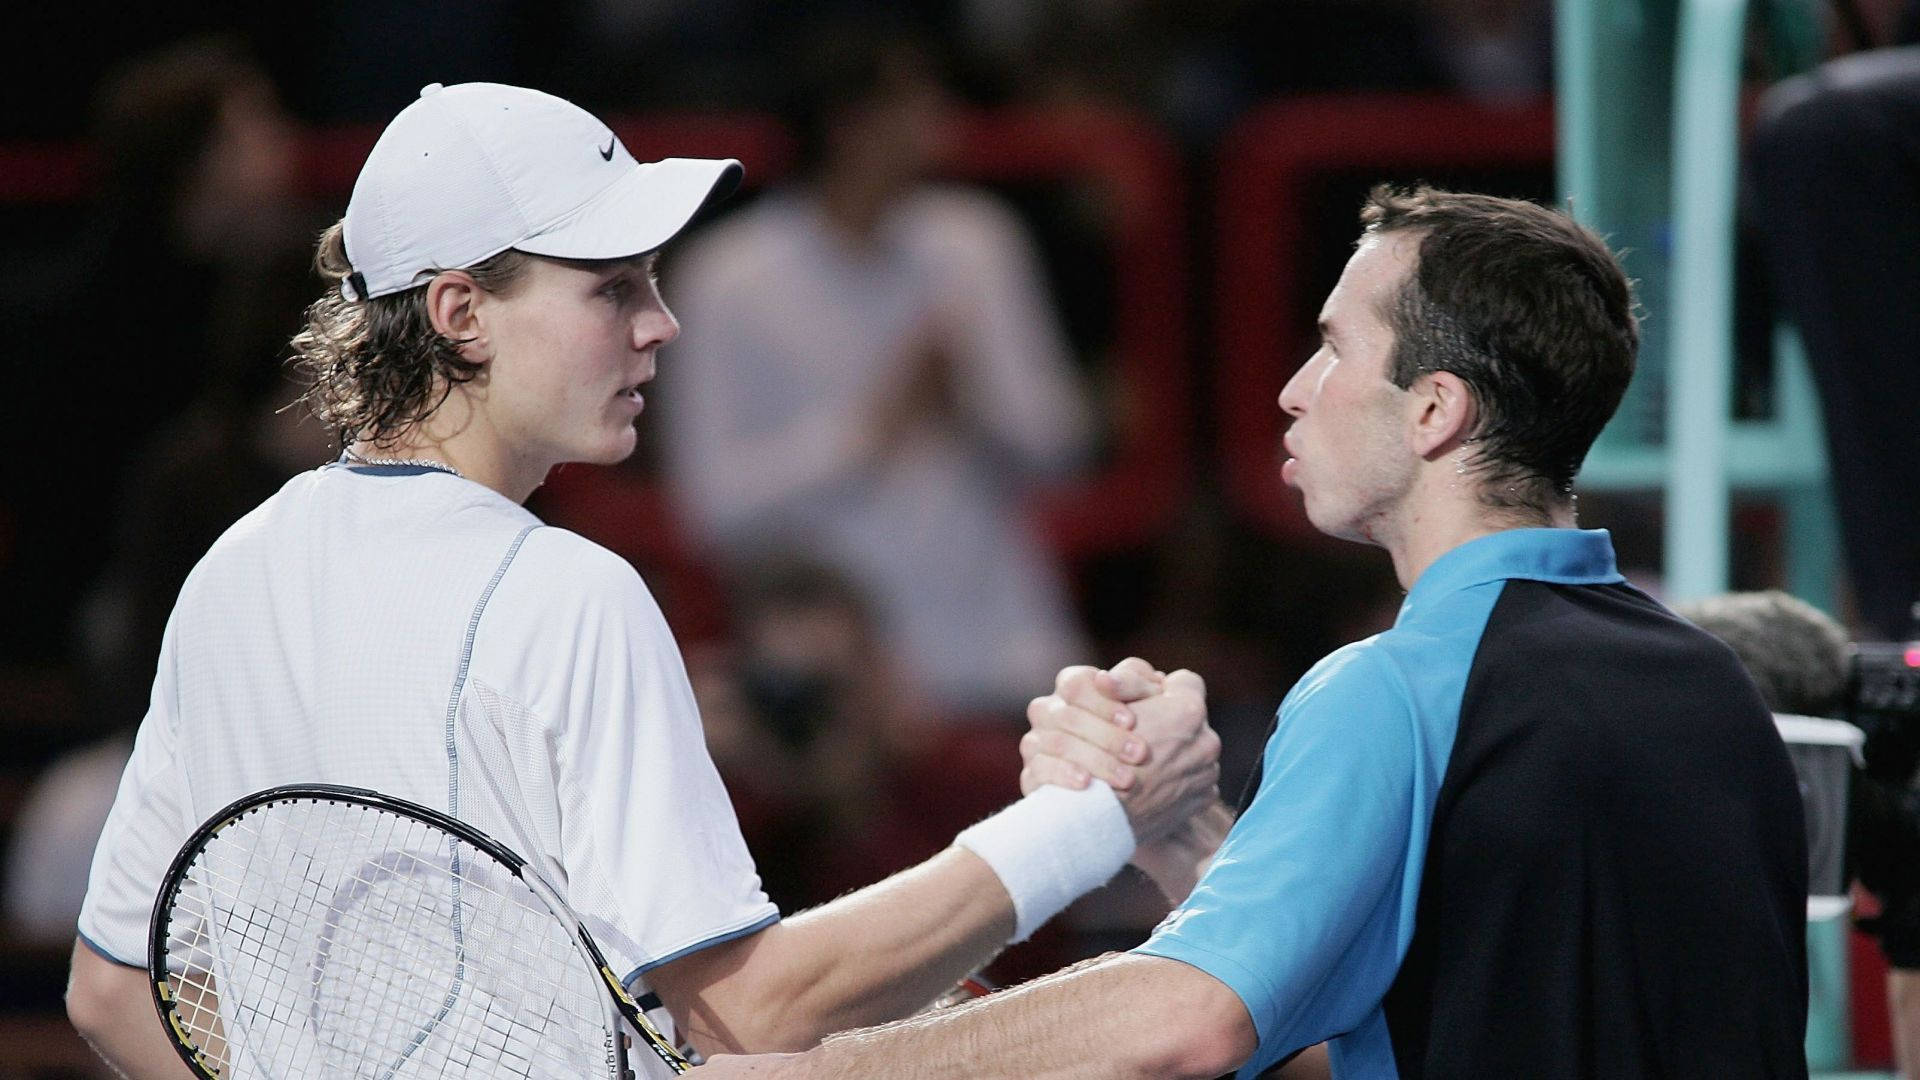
[954,782,1135,943]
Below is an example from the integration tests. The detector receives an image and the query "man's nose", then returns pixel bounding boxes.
[1277,354,1319,417]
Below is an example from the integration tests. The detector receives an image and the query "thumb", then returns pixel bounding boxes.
[1163,669,1207,700]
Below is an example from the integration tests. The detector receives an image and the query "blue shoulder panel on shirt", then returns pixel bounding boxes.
[1137,581,1514,1078]
[1134,530,1620,1077]
[1138,640,1424,1073]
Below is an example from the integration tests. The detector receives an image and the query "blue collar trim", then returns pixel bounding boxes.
[1401,528,1623,622]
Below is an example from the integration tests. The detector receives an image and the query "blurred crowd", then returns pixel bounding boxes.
[4,0,1920,1073]
[0,0,1552,960]
[6,1,1552,141]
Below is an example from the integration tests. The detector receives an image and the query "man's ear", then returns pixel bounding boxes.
[424,271,488,362]
[1407,370,1478,459]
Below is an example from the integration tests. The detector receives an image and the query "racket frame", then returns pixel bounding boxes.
[149,783,692,1078]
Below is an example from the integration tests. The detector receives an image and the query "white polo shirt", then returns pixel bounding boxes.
[79,462,777,992]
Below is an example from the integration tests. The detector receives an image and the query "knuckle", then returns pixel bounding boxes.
[1169,668,1208,698]
[1019,730,1043,759]
[1026,696,1051,725]
[1055,665,1098,694]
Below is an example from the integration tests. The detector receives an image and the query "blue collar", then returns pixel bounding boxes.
[1399,528,1624,623]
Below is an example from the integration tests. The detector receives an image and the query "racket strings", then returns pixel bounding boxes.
[161,798,619,1078]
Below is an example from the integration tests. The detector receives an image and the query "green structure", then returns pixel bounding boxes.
[1556,0,1857,1070]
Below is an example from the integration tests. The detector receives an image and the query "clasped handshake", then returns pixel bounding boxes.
[1022,658,1232,904]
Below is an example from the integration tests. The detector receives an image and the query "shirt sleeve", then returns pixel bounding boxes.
[77,621,192,967]
[1134,643,1422,1074]
[480,530,778,982]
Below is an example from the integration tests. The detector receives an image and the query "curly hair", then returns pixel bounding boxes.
[290,221,530,448]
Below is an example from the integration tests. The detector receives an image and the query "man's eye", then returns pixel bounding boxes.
[601,279,632,300]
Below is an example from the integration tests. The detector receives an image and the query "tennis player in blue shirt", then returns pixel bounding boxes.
[698,186,1808,1079]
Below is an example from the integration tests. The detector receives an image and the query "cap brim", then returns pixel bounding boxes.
[516,157,743,261]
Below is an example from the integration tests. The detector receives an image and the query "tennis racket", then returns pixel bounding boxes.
[925,973,995,1011]
[149,783,691,1078]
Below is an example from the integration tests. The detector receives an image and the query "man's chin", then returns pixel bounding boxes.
[1305,507,1375,546]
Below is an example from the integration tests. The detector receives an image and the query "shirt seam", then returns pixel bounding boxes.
[446,523,541,818]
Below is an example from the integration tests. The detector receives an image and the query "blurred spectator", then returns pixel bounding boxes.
[0,37,326,945]
[1420,0,1550,102]
[1676,590,1920,1078]
[3,737,131,946]
[960,0,1543,141]
[0,36,313,690]
[1748,41,1920,645]
[664,24,1096,719]
[3,338,330,945]
[1744,57,1920,1071]
[1675,590,1850,718]
[689,559,1020,914]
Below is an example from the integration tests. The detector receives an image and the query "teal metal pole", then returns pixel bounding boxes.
[1665,0,1742,602]
[1559,0,1678,460]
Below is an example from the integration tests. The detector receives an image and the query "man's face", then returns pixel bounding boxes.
[1276,230,1421,544]
[476,254,678,475]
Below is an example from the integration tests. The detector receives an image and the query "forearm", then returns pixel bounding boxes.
[771,847,1018,1037]
[67,940,199,1080]
[1132,800,1234,907]
[792,953,1250,1080]
[1893,967,1920,1080]
[668,847,1014,1053]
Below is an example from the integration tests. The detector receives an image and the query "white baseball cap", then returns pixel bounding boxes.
[340,82,743,300]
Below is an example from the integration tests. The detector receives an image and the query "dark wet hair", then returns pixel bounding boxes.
[1362,184,1639,512]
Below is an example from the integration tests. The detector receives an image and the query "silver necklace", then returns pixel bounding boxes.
[341,449,464,479]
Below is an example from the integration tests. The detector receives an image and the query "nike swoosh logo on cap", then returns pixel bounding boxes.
[599,137,616,161]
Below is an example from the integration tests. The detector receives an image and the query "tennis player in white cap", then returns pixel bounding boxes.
[66,82,1219,1077]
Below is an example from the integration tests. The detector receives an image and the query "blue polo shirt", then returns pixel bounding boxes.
[1135,529,1623,1077]
[1136,526,1807,1078]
